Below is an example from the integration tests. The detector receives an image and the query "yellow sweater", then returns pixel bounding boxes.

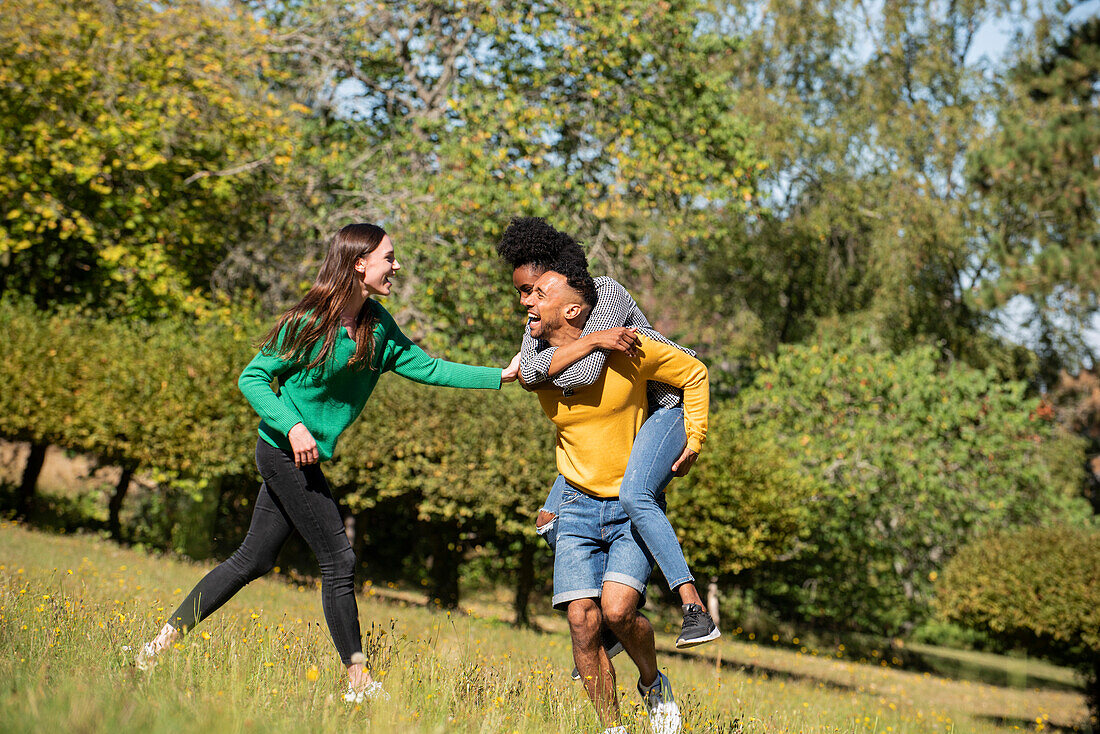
[537,335,709,498]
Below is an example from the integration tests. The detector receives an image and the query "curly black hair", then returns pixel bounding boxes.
[496,217,588,272]
[553,256,597,308]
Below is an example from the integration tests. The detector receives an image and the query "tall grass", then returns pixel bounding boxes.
[0,521,1086,733]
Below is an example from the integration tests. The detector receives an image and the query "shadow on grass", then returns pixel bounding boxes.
[659,643,865,694]
[897,642,1083,693]
[975,713,1092,733]
[0,482,108,536]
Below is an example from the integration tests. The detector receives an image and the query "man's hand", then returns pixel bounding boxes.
[502,351,522,383]
[288,422,319,467]
[585,327,639,356]
[671,447,698,477]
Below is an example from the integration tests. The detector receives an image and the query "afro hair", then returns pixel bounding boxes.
[496,217,588,272]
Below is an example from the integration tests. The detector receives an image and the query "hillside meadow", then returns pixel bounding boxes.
[0,521,1088,733]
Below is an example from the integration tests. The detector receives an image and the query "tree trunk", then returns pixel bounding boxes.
[427,524,461,610]
[513,539,537,628]
[706,576,721,628]
[108,464,135,542]
[344,514,356,546]
[16,442,47,518]
[1087,657,1100,732]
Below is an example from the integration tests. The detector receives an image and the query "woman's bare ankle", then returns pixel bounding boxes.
[151,623,181,652]
[347,653,374,689]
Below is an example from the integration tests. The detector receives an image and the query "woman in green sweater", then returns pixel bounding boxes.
[135,223,519,702]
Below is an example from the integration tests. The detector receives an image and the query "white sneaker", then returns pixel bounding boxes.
[134,642,159,672]
[638,671,681,734]
[343,680,389,703]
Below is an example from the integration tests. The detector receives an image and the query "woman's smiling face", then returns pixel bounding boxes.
[357,235,401,296]
[511,264,546,312]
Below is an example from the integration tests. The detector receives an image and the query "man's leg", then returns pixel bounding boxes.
[553,485,623,727]
[602,501,682,734]
[601,581,658,687]
[567,598,619,727]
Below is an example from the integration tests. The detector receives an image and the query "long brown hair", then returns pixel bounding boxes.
[259,223,387,372]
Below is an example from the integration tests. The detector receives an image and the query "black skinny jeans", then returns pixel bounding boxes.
[169,439,361,665]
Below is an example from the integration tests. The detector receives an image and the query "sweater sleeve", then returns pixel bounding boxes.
[238,350,307,437]
[520,327,554,385]
[378,308,502,389]
[638,337,710,453]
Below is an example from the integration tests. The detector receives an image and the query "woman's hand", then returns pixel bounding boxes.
[671,447,698,477]
[501,351,522,383]
[288,422,319,467]
[585,327,639,356]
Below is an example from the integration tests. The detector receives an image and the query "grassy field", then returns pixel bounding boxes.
[0,521,1088,733]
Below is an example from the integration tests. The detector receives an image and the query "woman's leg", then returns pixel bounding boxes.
[618,407,702,604]
[253,440,363,670]
[167,481,292,632]
[138,476,295,666]
[620,407,720,647]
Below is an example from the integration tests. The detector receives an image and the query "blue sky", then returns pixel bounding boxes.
[971,0,1100,364]
[968,0,1099,63]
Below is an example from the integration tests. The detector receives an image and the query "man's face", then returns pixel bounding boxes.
[527,271,576,340]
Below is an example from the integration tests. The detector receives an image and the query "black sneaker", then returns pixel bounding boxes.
[571,626,624,680]
[676,603,721,648]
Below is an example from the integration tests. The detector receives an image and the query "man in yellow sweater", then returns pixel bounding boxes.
[526,261,708,734]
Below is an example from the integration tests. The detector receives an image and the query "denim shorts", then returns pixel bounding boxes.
[552,483,655,610]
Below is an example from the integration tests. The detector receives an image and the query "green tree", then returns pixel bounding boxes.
[668,406,817,582]
[969,16,1100,378]
[234,0,763,362]
[0,0,295,317]
[0,300,81,515]
[935,524,1100,724]
[679,0,1064,377]
[736,330,1091,634]
[0,299,259,540]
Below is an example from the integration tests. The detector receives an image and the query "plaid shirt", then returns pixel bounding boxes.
[520,276,695,409]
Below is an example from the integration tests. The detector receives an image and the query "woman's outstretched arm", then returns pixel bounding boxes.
[377,307,504,389]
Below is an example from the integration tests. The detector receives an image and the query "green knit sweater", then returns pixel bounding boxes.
[239,301,502,462]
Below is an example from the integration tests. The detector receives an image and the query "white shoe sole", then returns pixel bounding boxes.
[675,627,722,649]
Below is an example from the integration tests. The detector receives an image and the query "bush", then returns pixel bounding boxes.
[328,377,557,611]
[935,524,1100,722]
[734,331,1092,635]
[0,299,259,542]
[669,405,817,581]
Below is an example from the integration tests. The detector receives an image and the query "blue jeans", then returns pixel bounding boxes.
[539,406,695,591]
[551,484,654,610]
